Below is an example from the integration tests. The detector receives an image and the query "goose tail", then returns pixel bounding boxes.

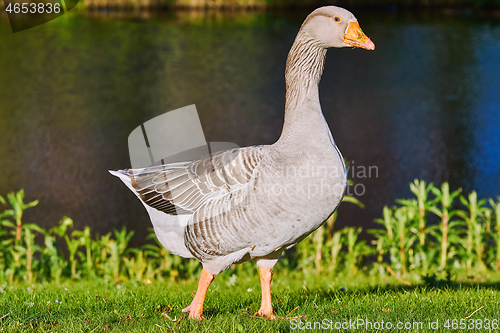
[109,169,195,259]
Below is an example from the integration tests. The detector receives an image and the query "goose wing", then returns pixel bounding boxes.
[128,146,264,216]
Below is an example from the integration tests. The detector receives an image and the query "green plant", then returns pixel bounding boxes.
[63,220,84,279]
[0,190,39,282]
[428,182,461,269]
[395,207,411,275]
[371,183,500,277]
[0,190,38,245]
[457,192,489,273]
[489,197,500,271]
[397,180,435,246]
[40,218,72,284]
[103,227,134,283]
[370,205,394,276]
[343,227,371,276]
[17,224,44,284]
[123,249,148,282]
[74,226,94,277]
[371,206,416,276]
[328,230,343,274]
[93,232,112,276]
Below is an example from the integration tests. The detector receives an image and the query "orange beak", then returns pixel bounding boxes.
[343,21,375,50]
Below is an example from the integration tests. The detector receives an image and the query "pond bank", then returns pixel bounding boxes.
[79,0,498,10]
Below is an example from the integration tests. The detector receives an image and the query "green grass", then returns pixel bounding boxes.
[2,272,500,332]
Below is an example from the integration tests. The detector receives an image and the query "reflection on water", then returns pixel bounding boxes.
[0,10,499,242]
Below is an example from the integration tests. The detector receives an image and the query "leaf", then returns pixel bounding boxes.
[23,223,44,234]
[342,195,365,209]
[1,220,16,228]
[455,210,468,220]
[459,195,469,207]
[428,206,443,217]
[0,209,14,219]
[25,200,39,209]
[448,209,462,219]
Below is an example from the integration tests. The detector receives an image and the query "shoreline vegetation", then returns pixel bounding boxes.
[2,0,500,11]
[0,180,500,286]
[78,0,500,10]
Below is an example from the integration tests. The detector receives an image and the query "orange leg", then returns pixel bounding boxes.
[256,267,276,319]
[182,268,214,320]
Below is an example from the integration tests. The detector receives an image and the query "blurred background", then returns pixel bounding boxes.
[0,0,499,245]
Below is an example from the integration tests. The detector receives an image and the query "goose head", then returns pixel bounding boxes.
[300,6,375,50]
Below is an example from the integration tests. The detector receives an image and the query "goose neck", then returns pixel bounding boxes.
[276,32,329,150]
[284,32,326,113]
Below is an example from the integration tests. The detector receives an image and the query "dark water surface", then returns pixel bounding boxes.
[0,10,499,243]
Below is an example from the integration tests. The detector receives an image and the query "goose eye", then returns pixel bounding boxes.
[333,16,341,23]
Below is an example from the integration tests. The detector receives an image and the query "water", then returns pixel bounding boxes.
[0,10,499,243]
